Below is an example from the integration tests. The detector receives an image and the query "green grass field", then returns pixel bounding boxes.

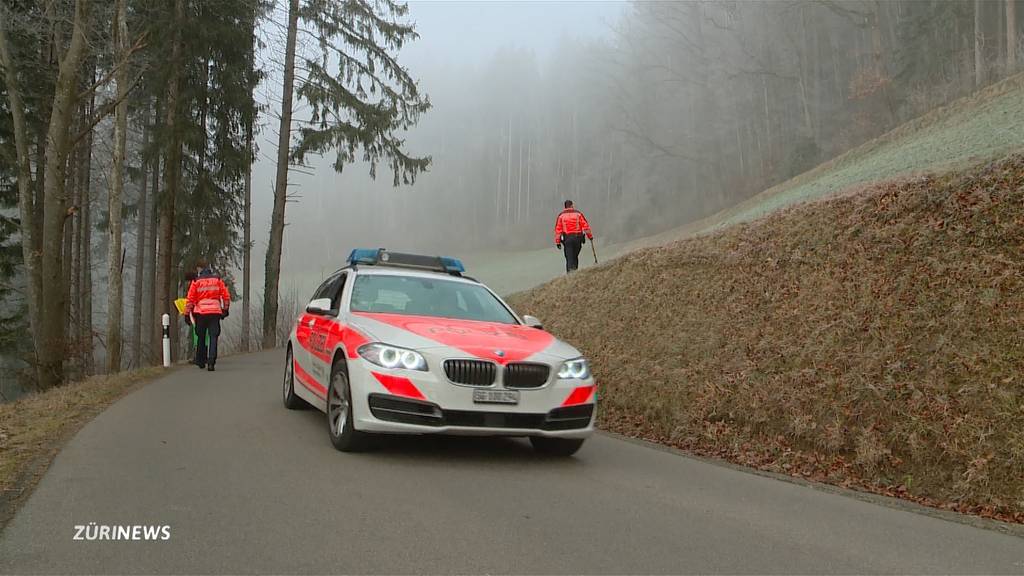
[476,73,1024,297]
[713,74,1024,228]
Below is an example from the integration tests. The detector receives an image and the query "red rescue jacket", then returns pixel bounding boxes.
[186,270,231,316]
[554,208,593,244]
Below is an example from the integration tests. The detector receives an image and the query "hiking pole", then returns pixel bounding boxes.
[590,237,598,264]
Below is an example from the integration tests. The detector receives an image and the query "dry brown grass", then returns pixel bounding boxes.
[0,367,165,528]
[509,154,1024,523]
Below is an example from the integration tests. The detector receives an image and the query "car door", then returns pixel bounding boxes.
[309,272,348,380]
[294,275,340,397]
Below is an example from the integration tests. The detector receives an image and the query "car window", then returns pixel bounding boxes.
[310,275,338,301]
[310,273,346,311]
[350,274,517,324]
[329,273,347,312]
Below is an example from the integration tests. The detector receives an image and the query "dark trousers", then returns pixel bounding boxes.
[562,234,584,273]
[194,314,221,367]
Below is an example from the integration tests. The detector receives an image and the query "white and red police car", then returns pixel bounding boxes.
[283,249,596,455]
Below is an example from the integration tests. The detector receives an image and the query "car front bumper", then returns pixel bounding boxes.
[348,357,597,438]
[357,393,595,437]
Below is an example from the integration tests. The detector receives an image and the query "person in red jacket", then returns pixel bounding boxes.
[186,258,231,371]
[553,200,593,273]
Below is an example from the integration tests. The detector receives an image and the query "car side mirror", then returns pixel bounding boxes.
[523,315,543,330]
[306,297,334,316]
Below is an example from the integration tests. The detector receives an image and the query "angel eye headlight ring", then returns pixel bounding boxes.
[358,343,428,371]
[558,358,590,380]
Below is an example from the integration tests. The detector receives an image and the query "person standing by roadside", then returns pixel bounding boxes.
[185,258,231,371]
[553,200,594,273]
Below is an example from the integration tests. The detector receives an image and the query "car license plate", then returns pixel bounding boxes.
[473,389,519,405]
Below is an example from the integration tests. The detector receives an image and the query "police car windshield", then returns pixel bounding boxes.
[350,274,518,324]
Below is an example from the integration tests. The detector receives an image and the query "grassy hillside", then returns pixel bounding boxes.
[708,72,1024,229]
[476,73,1024,296]
[508,155,1024,522]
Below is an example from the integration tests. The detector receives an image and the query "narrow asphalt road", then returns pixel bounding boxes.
[2,349,1022,574]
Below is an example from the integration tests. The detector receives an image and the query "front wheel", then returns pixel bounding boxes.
[530,436,585,457]
[283,347,308,410]
[327,361,369,452]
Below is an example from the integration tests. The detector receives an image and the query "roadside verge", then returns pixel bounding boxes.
[0,367,167,531]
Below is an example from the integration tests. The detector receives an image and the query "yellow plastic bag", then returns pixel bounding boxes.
[174,297,188,316]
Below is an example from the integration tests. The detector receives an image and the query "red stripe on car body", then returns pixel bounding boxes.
[562,385,595,406]
[296,319,369,362]
[334,323,370,359]
[293,359,327,398]
[371,371,426,400]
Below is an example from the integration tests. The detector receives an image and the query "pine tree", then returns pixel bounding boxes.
[261,0,431,347]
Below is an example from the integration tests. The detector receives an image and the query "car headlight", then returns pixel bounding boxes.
[358,343,428,371]
[558,358,590,380]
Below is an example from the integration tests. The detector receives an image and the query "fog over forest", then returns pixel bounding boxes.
[252,1,625,293]
[253,0,1005,297]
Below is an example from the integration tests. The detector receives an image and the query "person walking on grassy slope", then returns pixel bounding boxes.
[185,258,231,372]
[554,200,594,273]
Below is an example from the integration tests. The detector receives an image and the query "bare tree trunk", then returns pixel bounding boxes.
[242,118,253,352]
[105,0,130,373]
[145,149,160,364]
[870,1,898,127]
[976,0,985,88]
[157,0,185,362]
[1009,0,1018,73]
[505,118,511,219]
[605,147,612,209]
[572,111,578,199]
[131,104,151,369]
[798,4,813,136]
[526,140,531,217]
[262,0,300,349]
[37,0,90,388]
[516,135,522,223]
[555,157,561,203]
[762,76,772,172]
[79,69,95,377]
[62,157,74,341]
[66,115,82,380]
[735,116,745,176]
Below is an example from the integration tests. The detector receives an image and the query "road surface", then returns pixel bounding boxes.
[2,349,1022,574]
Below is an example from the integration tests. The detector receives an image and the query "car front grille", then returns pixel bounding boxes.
[443,359,496,386]
[503,363,550,388]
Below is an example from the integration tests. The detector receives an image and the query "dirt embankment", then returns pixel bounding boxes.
[509,154,1024,523]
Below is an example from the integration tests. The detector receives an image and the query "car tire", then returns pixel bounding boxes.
[326,360,369,452]
[530,436,585,457]
[283,347,308,410]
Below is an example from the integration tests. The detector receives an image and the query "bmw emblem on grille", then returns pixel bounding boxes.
[495,349,505,358]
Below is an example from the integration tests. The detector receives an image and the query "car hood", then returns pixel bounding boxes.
[348,312,582,364]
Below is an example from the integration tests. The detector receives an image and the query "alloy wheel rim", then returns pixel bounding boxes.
[328,374,348,436]
[284,352,294,400]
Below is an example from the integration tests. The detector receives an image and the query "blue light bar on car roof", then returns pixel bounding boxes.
[347,248,466,275]
[347,248,382,265]
[439,257,465,274]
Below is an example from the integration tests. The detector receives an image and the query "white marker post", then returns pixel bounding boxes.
[161,313,171,367]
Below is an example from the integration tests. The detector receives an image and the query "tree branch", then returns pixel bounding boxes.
[69,69,145,149]
[77,32,147,100]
